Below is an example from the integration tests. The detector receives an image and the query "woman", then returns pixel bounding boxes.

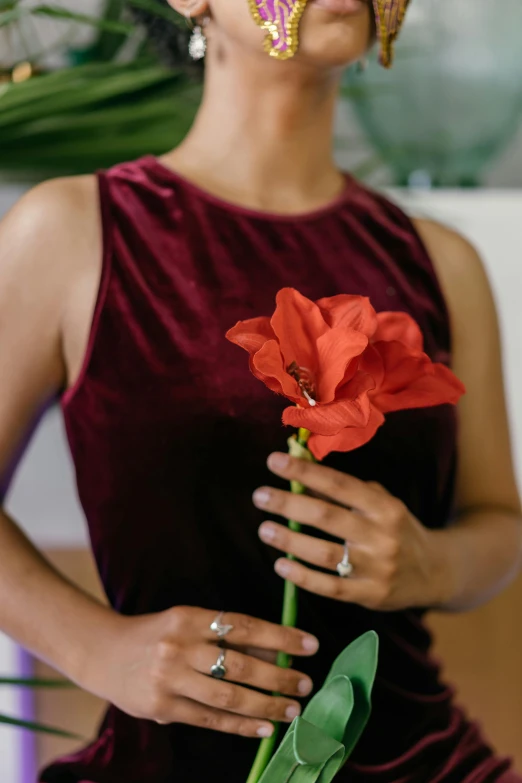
[0,0,521,780]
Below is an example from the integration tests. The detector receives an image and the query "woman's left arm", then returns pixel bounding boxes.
[253,220,522,614]
[412,218,522,611]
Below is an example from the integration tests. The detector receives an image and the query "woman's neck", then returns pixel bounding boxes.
[162,44,345,214]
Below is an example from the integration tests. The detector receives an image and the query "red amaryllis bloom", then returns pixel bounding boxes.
[226,288,465,460]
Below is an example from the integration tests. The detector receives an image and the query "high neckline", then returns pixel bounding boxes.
[143,155,357,223]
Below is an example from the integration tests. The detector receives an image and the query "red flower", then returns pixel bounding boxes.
[226,288,465,460]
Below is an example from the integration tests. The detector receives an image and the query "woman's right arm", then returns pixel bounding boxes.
[0,180,317,738]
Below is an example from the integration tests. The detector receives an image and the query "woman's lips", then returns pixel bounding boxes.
[311,0,367,14]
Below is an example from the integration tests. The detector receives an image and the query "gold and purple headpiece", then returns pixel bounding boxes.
[373,0,411,68]
[247,0,309,60]
[248,0,411,66]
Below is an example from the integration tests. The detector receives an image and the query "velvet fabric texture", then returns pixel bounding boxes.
[40,157,518,782]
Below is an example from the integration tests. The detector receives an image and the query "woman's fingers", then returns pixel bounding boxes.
[176,668,303,724]
[271,556,377,607]
[168,606,319,656]
[190,643,313,698]
[159,695,275,738]
[265,452,389,520]
[258,521,368,575]
[229,645,278,664]
[253,484,370,540]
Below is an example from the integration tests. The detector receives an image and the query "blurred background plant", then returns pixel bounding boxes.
[1,0,522,184]
[0,676,78,738]
[0,0,203,179]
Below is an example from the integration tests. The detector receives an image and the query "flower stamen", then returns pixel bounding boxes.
[302,389,317,407]
[287,362,317,407]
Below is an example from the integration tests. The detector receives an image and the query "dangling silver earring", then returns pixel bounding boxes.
[187,13,207,61]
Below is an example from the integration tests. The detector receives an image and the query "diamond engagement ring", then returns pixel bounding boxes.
[210,610,234,640]
[336,541,353,578]
[210,645,227,679]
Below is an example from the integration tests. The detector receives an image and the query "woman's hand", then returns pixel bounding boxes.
[80,605,318,738]
[254,452,446,612]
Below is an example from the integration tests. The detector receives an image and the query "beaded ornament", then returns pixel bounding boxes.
[372,0,411,68]
[247,0,411,66]
[247,0,310,60]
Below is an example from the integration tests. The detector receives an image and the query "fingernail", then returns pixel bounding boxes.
[253,488,271,507]
[275,559,291,577]
[257,724,274,737]
[269,452,289,471]
[286,704,301,720]
[298,678,313,696]
[259,523,276,541]
[302,635,319,653]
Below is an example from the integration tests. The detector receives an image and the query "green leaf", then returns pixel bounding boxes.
[0,6,25,26]
[126,0,183,25]
[74,0,127,64]
[0,677,74,687]
[320,630,379,760]
[301,675,354,745]
[254,634,379,782]
[0,714,82,738]
[31,5,134,34]
[258,717,345,783]
[293,715,345,766]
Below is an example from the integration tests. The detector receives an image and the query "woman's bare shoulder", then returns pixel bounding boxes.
[412,217,489,306]
[0,175,101,294]
[0,175,103,405]
[0,175,100,267]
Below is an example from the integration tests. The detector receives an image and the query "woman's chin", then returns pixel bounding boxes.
[297,8,373,68]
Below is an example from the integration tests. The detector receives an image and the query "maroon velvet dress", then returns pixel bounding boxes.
[39,157,519,782]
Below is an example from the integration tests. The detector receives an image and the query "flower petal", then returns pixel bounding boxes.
[282,378,372,436]
[315,327,368,403]
[308,406,386,460]
[316,294,378,337]
[371,341,466,413]
[356,344,385,393]
[252,340,301,401]
[373,311,424,351]
[270,288,329,372]
[226,316,276,355]
[375,363,466,413]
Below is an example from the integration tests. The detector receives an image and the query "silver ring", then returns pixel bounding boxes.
[210,645,227,679]
[336,541,353,578]
[210,610,234,640]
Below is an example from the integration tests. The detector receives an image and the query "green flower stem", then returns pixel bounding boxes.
[246,427,312,783]
[245,722,281,783]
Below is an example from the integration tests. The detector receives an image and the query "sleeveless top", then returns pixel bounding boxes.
[40,157,515,783]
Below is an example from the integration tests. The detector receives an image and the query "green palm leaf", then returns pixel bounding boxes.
[0,677,73,687]
[0,714,81,738]
[31,5,134,33]
[0,6,24,26]
[126,0,183,25]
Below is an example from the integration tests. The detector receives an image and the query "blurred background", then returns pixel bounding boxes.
[1,0,522,779]
[3,0,522,184]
